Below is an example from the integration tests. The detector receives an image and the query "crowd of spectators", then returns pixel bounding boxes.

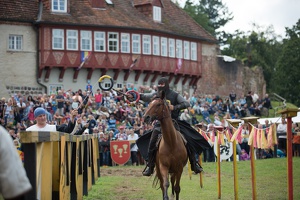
[0,84,279,166]
[181,90,272,127]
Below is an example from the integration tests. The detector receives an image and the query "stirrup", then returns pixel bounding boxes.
[194,163,203,174]
[142,166,153,176]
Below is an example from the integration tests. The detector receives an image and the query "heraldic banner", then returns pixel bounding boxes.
[110,140,131,165]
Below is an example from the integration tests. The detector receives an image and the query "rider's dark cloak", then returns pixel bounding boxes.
[136,120,211,160]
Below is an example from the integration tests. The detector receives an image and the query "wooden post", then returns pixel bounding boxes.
[52,141,60,199]
[199,154,203,188]
[92,138,98,182]
[76,138,84,200]
[20,132,96,200]
[227,119,242,200]
[242,117,259,200]
[23,143,37,200]
[188,159,192,180]
[88,139,93,190]
[277,108,299,200]
[59,135,69,200]
[215,126,224,199]
[217,137,221,199]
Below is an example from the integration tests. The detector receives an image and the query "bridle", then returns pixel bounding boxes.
[147,98,171,122]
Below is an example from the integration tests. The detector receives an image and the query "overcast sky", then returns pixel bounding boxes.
[175,0,300,36]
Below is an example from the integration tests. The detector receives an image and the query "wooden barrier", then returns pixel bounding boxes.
[20,131,100,200]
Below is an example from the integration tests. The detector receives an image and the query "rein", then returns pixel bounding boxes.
[154,98,171,121]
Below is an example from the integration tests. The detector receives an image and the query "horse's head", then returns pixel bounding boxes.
[143,91,169,124]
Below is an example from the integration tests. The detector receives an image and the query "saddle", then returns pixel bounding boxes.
[155,131,187,148]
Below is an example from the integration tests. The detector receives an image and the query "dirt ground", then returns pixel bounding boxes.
[98,166,153,200]
[100,165,145,178]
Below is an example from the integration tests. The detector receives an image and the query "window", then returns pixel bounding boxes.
[191,42,197,61]
[94,31,106,52]
[8,35,22,51]
[108,32,118,52]
[184,41,190,60]
[153,6,161,22]
[108,32,119,52]
[116,83,122,88]
[168,38,175,58]
[104,82,112,89]
[121,33,130,53]
[152,36,160,56]
[143,35,151,55]
[66,30,78,50]
[161,37,167,57]
[176,39,183,59]
[52,0,67,13]
[80,31,92,51]
[132,34,141,54]
[52,29,64,50]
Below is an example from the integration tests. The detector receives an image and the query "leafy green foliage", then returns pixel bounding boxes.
[273,19,300,106]
[221,26,283,91]
[181,0,300,107]
[183,0,233,43]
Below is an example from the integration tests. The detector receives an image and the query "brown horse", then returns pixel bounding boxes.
[143,91,188,200]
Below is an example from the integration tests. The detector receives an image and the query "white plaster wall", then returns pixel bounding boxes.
[38,69,188,95]
[0,24,38,98]
[202,43,218,56]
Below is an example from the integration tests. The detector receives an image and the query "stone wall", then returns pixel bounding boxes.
[197,45,266,99]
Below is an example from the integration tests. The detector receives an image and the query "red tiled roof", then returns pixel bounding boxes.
[0,0,39,21]
[0,0,216,43]
[39,0,216,43]
[133,0,152,6]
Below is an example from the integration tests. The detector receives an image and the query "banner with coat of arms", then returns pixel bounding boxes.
[110,140,131,165]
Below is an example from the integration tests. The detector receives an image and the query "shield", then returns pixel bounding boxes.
[214,138,233,161]
[110,140,131,165]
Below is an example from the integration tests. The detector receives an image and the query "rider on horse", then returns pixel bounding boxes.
[135,77,211,176]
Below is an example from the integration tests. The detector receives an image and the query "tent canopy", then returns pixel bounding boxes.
[257,109,300,125]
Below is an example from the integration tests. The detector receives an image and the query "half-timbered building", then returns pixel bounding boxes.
[1,0,218,97]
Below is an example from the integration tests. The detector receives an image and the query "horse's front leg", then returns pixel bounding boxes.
[160,167,170,200]
[171,174,175,196]
[174,168,184,200]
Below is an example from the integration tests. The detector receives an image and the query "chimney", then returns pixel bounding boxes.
[89,0,105,8]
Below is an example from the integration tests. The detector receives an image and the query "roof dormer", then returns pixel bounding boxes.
[133,0,163,23]
[153,5,161,22]
[89,0,105,8]
[88,0,113,9]
[51,0,68,13]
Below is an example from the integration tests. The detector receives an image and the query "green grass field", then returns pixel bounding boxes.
[84,158,300,200]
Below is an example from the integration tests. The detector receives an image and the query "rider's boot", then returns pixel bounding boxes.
[194,162,203,174]
[142,129,159,176]
[187,146,203,174]
[142,159,155,176]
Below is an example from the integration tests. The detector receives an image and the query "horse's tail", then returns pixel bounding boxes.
[152,173,160,189]
[152,156,161,189]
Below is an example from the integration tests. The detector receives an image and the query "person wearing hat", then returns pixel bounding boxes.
[129,77,211,176]
[26,107,78,133]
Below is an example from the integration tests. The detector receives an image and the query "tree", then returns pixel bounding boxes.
[183,0,233,44]
[273,19,300,106]
[183,0,213,34]
[221,24,283,91]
